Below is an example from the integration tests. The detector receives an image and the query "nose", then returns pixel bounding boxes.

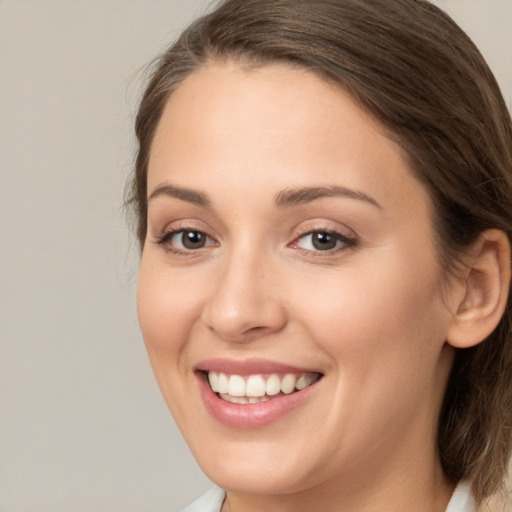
[200,251,287,343]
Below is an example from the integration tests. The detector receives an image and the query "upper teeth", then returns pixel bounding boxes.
[207,371,318,397]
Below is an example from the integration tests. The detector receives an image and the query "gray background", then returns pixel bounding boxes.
[1,1,511,511]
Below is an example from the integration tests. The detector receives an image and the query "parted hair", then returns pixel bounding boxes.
[127,0,512,504]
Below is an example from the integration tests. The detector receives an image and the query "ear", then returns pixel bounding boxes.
[446,229,511,349]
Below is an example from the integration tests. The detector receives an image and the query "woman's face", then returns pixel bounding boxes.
[138,63,456,497]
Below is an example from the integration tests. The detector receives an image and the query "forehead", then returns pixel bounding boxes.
[148,61,431,218]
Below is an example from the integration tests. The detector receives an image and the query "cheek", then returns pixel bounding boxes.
[137,258,200,356]
[291,247,450,374]
[286,252,452,456]
[136,258,203,421]
[136,260,204,424]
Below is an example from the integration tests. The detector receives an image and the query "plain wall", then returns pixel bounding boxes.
[1,1,511,511]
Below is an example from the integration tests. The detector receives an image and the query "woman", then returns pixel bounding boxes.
[127,0,512,510]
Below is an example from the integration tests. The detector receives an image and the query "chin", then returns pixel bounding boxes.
[188,436,318,495]
[203,461,310,496]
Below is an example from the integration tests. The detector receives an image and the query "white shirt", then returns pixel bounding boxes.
[180,487,225,512]
[445,481,477,512]
[180,480,476,512]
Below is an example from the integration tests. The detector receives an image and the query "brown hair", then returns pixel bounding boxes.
[127,0,512,504]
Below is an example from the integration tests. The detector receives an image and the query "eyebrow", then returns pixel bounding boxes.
[147,182,381,210]
[274,186,381,209]
[148,182,211,207]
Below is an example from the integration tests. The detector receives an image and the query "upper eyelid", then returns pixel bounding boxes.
[146,206,224,235]
[158,227,215,242]
[292,222,357,240]
[155,220,214,237]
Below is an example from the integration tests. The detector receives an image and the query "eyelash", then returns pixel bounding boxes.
[154,228,217,256]
[153,227,357,256]
[290,228,357,256]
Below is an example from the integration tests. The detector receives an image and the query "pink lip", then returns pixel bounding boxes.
[195,358,319,375]
[195,359,323,429]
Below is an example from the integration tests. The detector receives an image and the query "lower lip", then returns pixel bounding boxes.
[196,373,321,429]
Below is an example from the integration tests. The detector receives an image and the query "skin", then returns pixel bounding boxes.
[137,62,461,512]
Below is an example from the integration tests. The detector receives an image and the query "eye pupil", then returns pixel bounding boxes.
[182,231,206,249]
[312,232,337,250]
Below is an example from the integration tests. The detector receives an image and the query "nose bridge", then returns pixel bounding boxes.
[201,240,286,342]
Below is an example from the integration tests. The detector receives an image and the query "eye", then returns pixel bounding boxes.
[156,229,215,252]
[293,230,356,252]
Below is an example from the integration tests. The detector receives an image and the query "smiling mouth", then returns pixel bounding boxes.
[206,371,322,405]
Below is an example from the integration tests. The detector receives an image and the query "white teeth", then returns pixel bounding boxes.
[219,393,270,404]
[228,375,246,397]
[207,370,320,402]
[217,373,229,394]
[208,372,219,392]
[296,373,317,390]
[265,374,281,396]
[246,375,266,397]
[280,374,296,394]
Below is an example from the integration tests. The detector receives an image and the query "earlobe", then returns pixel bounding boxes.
[446,229,511,349]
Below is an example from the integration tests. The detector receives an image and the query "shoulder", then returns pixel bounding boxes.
[179,487,226,512]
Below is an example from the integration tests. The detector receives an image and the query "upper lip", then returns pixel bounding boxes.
[195,358,321,375]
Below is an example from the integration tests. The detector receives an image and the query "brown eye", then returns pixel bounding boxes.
[156,229,215,252]
[179,230,207,249]
[293,230,356,253]
[311,232,337,251]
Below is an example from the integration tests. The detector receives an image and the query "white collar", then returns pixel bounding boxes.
[181,480,476,512]
[180,486,225,512]
[445,481,477,512]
